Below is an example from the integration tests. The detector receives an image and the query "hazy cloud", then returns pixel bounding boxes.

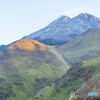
[63,6,86,18]
[63,5,99,18]
[88,5,98,10]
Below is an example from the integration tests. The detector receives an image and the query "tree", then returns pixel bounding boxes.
[40,93,43,97]
[67,88,71,94]
[54,86,60,92]
[50,92,54,97]
[83,70,90,81]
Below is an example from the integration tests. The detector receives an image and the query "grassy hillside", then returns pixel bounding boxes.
[58,28,100,52]
[25,28,100,100]
[57,28,100,66]
[0,39,69,100]
[46,45,69,67]
[33,58,100,100]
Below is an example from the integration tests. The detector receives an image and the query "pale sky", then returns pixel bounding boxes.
[0,0,100,45]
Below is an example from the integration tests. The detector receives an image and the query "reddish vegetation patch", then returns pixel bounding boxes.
[8,39,46,51]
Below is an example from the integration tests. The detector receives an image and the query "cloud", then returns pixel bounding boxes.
[63,6,86,18]
[89,5,98,10]
[63,5,100,18]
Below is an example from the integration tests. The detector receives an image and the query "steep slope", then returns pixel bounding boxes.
[22,13,100,45]
[33,58,100,100]
[0,39,69,100]
[23,15,71,39]
[70,72,100,100]
[57,28,100,66]
[67,13,100,35]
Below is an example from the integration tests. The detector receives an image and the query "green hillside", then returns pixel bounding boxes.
[0,39,69,100]
[34,58,100,100]
[57,28,100,66]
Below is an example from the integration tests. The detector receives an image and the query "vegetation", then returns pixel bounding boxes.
[0,40,69,100]
[83,70,90,81]
[71,72,100,100]
[34,59,100,100]
[39,38,68,45]
[0,77,13,100]
[57,28,100,66]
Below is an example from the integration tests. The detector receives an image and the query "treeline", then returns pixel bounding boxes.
[39,38,68,45]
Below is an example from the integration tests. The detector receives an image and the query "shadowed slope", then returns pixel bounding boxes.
[57,28,100,66]
[58,28,100,52]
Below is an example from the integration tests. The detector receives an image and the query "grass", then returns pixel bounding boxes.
[0,47,69,100]
[46,45,69,68]
[33,58,100,100]
[62,47,100,66]
[57,28,100,66]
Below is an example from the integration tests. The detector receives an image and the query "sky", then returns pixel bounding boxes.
[0,0,100,45]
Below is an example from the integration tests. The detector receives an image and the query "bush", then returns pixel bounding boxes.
[14,82,23,85]
[32,96,39,100]
[0,77,14,99]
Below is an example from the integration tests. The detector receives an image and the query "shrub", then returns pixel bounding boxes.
[32,96,39,100]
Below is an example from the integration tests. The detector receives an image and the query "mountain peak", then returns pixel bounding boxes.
[76,12,91,19]
[81,12,88,15]
[79,12,91,15]
[76,12,100,21]
[57,15,71,22]
[22,12,100,45]
[8,39,46,51]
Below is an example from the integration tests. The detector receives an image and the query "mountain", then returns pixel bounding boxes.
[57,28,100,66]
[22,13,100,45]
[0,41,16,51]
[0,45,7,51]
[0,39,69,100]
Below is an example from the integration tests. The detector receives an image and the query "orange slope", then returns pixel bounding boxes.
[8,39,46,50]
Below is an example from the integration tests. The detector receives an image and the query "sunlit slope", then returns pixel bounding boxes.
[0,39,69,100]
[57,28,100,66]
[8,39,46,50]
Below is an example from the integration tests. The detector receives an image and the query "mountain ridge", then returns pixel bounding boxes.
[22,13,100,45]
[58,28,100,52]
